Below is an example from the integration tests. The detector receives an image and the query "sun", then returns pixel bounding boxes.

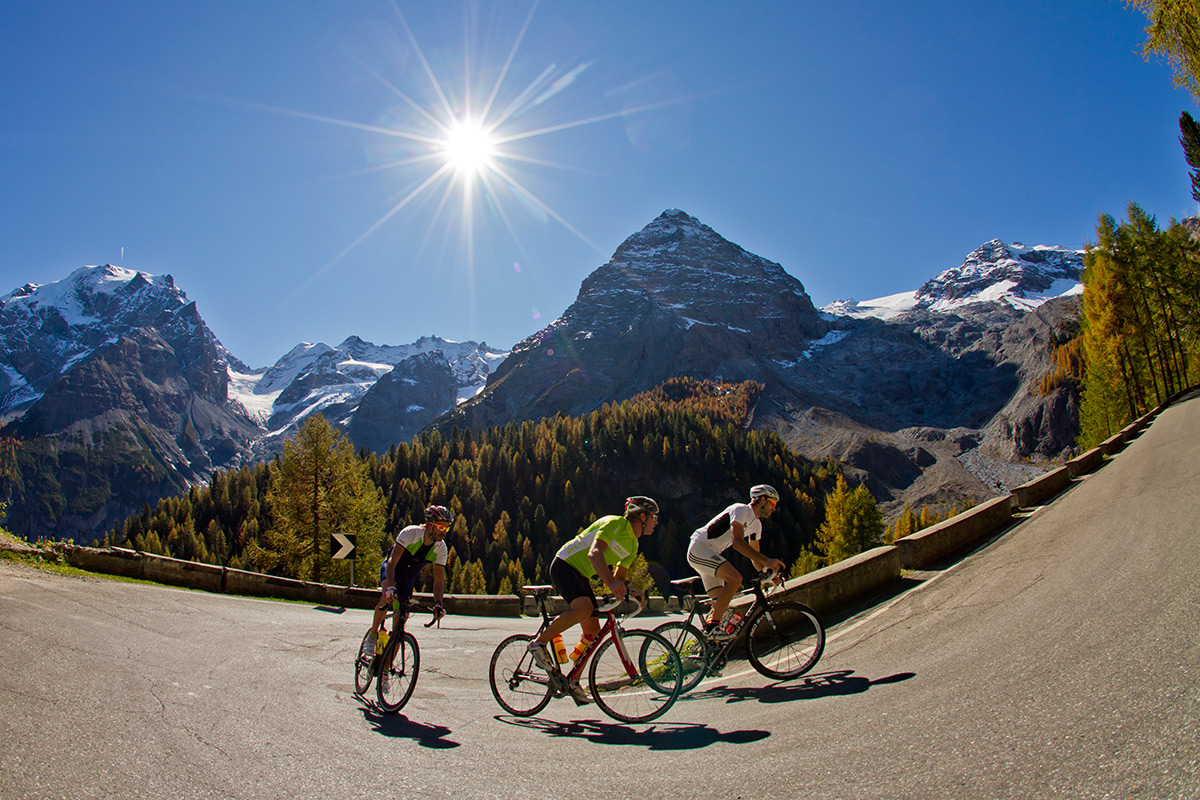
[266,1,684,298]
[441,119,497,177]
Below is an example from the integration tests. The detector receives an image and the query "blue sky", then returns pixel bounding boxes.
[1,1,1193,368]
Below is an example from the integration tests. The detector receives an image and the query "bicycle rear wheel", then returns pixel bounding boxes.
[354,631,375,695]
[651,621,709,693]
[489,634,554,716]
[376,631,420,713]
[745,601,825,680]
[588,630,682,723]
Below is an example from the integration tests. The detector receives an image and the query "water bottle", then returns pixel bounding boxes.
[723,611,743,635]
[569,633,596,661]
[551,634,569,664]
[377,628,390,654]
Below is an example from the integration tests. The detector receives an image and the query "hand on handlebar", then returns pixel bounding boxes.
[607,579,628,602]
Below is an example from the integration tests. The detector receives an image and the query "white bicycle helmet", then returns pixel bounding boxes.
[624,496,659,517]
[749,484,780,502]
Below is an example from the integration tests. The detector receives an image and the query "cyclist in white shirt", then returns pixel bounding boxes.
[686,484,785,640]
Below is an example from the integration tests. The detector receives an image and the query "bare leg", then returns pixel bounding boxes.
[536,596,601,645]
[706,562,743,624]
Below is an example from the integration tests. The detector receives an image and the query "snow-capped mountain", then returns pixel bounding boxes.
[0,265,247,422]
[822,239,1083,320]
[0,263,507,540]
[2,218,1088,541]
[0,265,262,540]
[232,334,508,456]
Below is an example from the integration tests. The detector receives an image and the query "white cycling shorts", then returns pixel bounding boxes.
[686,537,730,593]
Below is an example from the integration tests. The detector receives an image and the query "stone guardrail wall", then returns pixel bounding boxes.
[58,391,1184,620]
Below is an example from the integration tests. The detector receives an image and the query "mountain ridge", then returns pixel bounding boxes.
[2,210,1085,539]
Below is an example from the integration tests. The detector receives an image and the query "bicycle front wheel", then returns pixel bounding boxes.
[489,634,553,717]
[354,631,375,695]
[652,621,709,693]
[745,601,825,680]
[588,630,682,723]
[376,631,420,713]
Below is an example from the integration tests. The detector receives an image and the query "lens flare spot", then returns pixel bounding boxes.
[513,262,522,273]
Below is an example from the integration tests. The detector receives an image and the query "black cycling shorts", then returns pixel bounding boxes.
[549,557,596,608]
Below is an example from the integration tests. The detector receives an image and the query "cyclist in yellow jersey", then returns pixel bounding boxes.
[527,496,659,701]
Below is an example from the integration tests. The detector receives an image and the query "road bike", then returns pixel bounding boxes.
[488,584,684,723]
[353,598,437,713]
[654,569,825,693]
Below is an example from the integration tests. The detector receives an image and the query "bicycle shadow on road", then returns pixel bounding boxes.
[359,704,461,749]
[494,715,769,751]
[687,669,915,705]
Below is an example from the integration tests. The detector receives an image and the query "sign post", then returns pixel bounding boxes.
[331,532,357,586]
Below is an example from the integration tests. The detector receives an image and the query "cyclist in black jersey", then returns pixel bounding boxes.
[361,505,453,658]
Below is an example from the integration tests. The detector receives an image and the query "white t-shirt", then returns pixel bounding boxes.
[689,503,761,554]
[393,525,449,566]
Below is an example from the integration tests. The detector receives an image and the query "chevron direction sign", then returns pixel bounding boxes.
[330,533,357,560]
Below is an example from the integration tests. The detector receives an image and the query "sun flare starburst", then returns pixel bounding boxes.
[441,119,497,177]
[261,1,687,311]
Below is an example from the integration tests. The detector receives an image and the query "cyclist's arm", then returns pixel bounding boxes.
[382,546,402,593]
[431,564,446,609]
[588,538,627,600]
[730,522,784,574]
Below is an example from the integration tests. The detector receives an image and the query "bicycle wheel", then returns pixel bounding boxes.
[354,631,376,695]
[588,630,682,723]
[652,620,709,693]
[489,634,553,716]
[745,601,825,680]
[376,631,420,713]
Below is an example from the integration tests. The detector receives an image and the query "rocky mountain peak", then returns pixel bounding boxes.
[824,239,1084,321]
[561,209,819,339]
[0,264,244,418]
[916,240,1083,309]
[445,209,826,430]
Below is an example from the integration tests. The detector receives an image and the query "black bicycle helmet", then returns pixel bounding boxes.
[425,504,454,526]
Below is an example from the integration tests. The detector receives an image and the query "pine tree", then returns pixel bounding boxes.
[252,415,385,583]
[1129,1,1200,101]
[814,475,884,563]
[1180,111,1200,202]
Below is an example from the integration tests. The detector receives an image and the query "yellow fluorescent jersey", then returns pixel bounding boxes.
[556,515,637,578]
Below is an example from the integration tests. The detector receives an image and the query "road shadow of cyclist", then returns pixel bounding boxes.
[360,705,460,748]
[687,670,915,705]
[494,715,769,750]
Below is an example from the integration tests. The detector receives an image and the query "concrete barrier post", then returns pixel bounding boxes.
[1066,447,1105,478]
[895,495,1013,570]
[1011,465,1072,509]
[778,546,902,617]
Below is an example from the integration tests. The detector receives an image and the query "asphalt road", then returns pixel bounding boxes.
[3,394,1198,799]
